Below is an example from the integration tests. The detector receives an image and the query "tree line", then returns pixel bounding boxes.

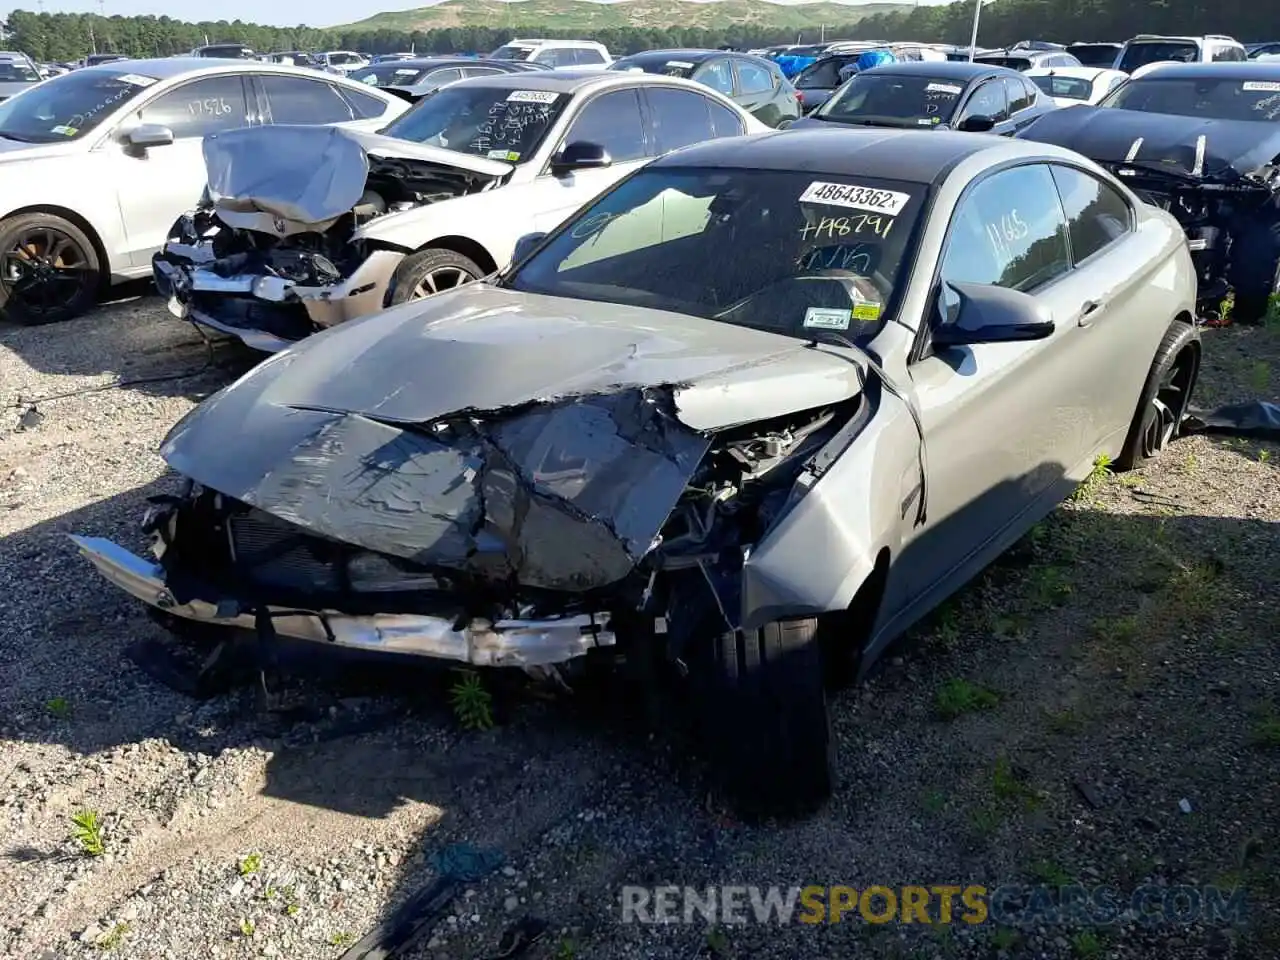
[3,1,1273,64]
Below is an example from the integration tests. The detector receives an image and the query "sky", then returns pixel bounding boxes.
[2,0,950,31]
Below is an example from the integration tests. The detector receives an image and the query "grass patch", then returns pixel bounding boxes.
[1249,361,1272,394]
[920,788,947,814]
[1029,859,1072,886]
[96,922,129,951]
[238,918,255,937]
[1252,705,1280,748]
[991,927,1020,950]
[934,678,1000,720]
[1090,613,1140,646]
[70,810,105,856]
[1071,929,1102,958]
[449,669,495,731]
[1042,707,1087,736]
[991,756,1040,810]
[1023,564,1076,609]
[238,852,262,876]
[329,931,354,947]
[1068,454,1113,503]
[45,696,71,718]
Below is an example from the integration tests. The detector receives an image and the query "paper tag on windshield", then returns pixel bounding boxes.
[487,149,521,161]
[926,82,963,95]
[116,73,157,87]
[360,74,379,84]
[666,60,696,69]
[804,307,852,330]
[394,68,418,76]
[507,90,559,103]
[852,301,882,322]
[800,181,910,216]
[1243,81,1280,92]
[51,124,77,136]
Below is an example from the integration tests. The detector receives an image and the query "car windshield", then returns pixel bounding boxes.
[380,83,568,161]
[785,46,826,59]
[0,68,154,143]
[976,56,1032,71]
[1067,44,1120,67]
[353,63,430,87]
[491,45,535,62]
[796,57,858,88]
[1032,75,1094,100]
[0,60,40,83]
[1101,76,1280,121]
[816,73,965,127]
[613,56,698,79]
[505,167,924,346]
[1117,41,1200,72]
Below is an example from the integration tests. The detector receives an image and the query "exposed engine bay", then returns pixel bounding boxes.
[152,124,509,348]
[142,389,857,673]
[1018,107,1280,321]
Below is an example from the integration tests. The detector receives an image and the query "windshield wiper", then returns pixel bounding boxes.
[805,330,859,351]
[0,132,34,143]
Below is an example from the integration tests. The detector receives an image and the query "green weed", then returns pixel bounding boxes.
[328,931,354,946]
[449,670,494,731]
[991,756,1039,810]
[239,918,255,937]
[1069,454,1113,502]
[934,678,1000,720]
[1091,614,1140,645]
[1071,929,1102,958]
[97,922,129,951]
[1029,859,1072,886]
[991,927,1020,950]
[70,810,105,856]
[45,696,71,718]
[238,852,262,876]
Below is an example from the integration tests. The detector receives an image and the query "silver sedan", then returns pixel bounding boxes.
[0,58,408,325]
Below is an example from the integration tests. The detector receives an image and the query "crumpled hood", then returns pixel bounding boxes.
[1018,105,1280,180]
[202,124,514,229]
[158,284,866,590]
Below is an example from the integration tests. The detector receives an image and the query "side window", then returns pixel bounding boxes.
[562,88,647,162]
[422,67,463,89]
[572,48,606,65]
[940,164,1071,293]
[461,66,501,79]
[1105,75,1125,95]
[734,59,775,96]
[647,88,741,154]
[693,58,735,96]
[959,79,1008,121]
[259,75,354,124]
[1048,164,1133,263]
[535,48,573,67]
[338,85,390,119]
[134,75,250,139]
[708,98,747,138]
[1004,77,1032,113]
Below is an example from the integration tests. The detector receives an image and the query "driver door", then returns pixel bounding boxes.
[898,163,1089,601]
[529,88,652,235]
[107,74,253,268]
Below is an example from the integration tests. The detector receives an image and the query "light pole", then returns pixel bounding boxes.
[968,0,992,62]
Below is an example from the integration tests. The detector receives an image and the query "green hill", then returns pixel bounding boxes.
[343,0,912,33]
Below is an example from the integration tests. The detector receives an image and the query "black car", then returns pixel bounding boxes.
[1247,41,1280,59]
[1066,42,1123,68]
[609,48,800,127]
[1018,61,1280,321]
[793,61,1054,136]
[349,56,545,101]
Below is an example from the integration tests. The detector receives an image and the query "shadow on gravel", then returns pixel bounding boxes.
[0,282,258,411]
[1,466,1278,958]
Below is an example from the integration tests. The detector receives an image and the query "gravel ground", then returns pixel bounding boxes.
[1,294,1277,960]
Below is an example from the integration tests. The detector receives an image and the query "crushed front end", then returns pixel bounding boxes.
[72,385,859,674]
[154,124,509,351]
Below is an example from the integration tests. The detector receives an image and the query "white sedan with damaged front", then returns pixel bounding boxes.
[154,69,768,351]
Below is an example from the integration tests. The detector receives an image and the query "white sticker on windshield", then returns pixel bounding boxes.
[804,307,852,330]
[51,124,77,136]
[487,149,521,161]
[799,181,911,216]
[360,74,379,84]
[665,60,696,69]
[1243,81,1280,92]
[394,68,418,76]
[115,73,157,87]
[926,82,963,95]
[507,90,559,103]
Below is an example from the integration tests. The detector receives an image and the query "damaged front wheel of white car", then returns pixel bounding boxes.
[385,247,484,306]
[699,618,836,819]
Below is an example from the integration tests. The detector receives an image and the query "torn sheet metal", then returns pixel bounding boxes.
[1018,106,1280,180]
[1183,401,1280,441]
[163,390,710,592]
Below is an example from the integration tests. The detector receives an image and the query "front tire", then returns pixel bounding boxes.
[0,213,100,325]
[699,618,836,819]
[1114,319,1199,472]
[1227,219,1280,325]
[384,247,483,307]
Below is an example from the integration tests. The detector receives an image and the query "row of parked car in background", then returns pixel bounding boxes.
[0,22,1271,816]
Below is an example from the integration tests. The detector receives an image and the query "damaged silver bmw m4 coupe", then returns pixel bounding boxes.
[74,128,1201,817]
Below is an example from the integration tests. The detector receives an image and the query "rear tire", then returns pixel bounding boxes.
[699,618,835,820]
[1114,319,1199,472]
[384,247,483,307]
[1227,219,1280,324]
[0,212,100,325]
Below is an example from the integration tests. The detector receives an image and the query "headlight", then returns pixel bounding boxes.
[346,552,440,592]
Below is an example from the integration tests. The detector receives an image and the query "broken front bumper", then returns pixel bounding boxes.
[70,536,616,668]
[153,247,404,353]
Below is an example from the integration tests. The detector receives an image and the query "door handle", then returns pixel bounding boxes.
[1077,300,1104,327]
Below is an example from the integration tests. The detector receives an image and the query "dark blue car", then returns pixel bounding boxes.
[791,61,1056,135]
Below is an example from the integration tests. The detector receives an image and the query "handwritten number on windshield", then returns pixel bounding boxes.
[186,97,233,118]
[800,213,894,241]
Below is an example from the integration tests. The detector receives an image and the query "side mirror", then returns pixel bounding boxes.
[957,114,997,133]
[931,280,1055,348]
[550,140,612,177]
[512,231,547,264]
[127,124,175,148]
[775,118,794,130]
